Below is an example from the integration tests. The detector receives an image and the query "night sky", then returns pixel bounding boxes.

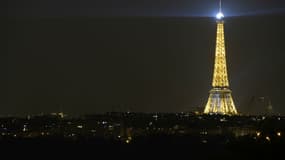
[5,0,285,115]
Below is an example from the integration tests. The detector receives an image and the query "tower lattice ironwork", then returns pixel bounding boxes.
[204,1,238,115]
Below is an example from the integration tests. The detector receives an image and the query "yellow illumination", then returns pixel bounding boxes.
[277,132,281,137]
[204,20,238,115]
[256,131,261,137]
[77,125,83,129]
[212,22,229,87]
[265,136,270,141]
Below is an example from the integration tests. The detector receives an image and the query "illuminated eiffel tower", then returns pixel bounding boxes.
[204,0,238,115]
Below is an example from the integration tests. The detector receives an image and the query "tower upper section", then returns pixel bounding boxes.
[212,18,229,87]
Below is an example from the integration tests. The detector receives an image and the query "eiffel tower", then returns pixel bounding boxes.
[204,0,238,115]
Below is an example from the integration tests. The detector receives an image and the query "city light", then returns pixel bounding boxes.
[23,125,28,132]
[277,132,282,137]
[256,131,261,137]
[77,125,83,129]
[265,136,271,142]
[200,131,208,135]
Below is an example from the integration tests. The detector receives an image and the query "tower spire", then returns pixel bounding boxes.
[216,0,224,20]
[219,0,222,13]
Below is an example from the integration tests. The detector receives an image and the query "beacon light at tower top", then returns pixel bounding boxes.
[216,12,224,19]
[216,0,224,19]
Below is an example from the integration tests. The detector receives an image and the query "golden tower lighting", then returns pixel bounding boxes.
[204,0,238,115]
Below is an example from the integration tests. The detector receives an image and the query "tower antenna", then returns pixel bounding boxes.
[219,0,222,13]
[216,0,224,19]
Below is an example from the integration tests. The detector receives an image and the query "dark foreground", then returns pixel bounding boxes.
[1,135,284,159]
[0,112,284,159]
